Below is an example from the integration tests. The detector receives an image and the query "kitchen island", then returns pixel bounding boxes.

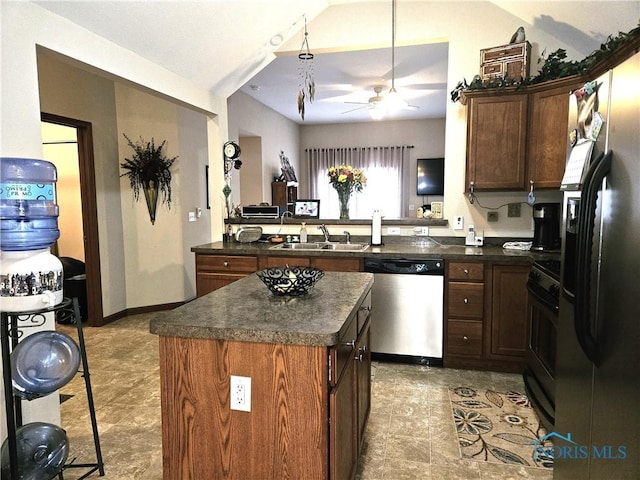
[150,271,373,480]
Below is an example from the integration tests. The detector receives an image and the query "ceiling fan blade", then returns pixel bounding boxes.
[342,105,370,114]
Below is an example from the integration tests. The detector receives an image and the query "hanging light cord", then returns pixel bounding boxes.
[391,0,396,89]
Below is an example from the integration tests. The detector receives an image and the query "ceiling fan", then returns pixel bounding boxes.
[342,86,386,115]
[341,0,417,119]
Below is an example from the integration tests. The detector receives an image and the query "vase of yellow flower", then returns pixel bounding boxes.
[328,165,366,219]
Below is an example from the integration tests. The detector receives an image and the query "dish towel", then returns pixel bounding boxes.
[503,241,532,251]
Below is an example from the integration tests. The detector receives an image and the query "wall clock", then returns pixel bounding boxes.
[223,141,241,160]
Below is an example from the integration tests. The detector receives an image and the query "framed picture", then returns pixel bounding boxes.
[293,199,320,218]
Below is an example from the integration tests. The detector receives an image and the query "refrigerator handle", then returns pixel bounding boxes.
[575,150,612,367]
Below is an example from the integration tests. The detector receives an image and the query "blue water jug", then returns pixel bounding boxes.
[0,157,60,251]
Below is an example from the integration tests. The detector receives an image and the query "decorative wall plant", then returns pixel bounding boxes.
[120,133,178,224]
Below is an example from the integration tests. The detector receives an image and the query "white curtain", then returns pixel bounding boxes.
[305,146,410,219]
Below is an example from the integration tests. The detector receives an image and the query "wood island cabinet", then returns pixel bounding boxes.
[445,260,530,373]
[462,76,583,192]
[155,278,372,480]
[330,290,371,480]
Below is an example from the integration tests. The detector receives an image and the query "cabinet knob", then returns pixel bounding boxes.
[463,336,469,341]
[463,269,469,275]
[223,261,229,267]
[355,353,364,362]
[463,298,469,304]
[345,340,356,348]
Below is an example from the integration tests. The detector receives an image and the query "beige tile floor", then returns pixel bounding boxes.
[56,314,553,480]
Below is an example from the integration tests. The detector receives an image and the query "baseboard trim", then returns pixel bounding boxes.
[96,301,186,326]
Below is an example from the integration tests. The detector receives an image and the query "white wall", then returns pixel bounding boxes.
[300,118,446,217]
[239,136,264,205]
[37,53,127,316]
[2,2,226,315]
[227,91,300,206]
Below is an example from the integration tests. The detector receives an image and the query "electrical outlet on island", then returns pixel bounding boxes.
[230,375,251,412]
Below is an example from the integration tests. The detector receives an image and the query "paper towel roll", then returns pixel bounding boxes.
[371,210,382,245]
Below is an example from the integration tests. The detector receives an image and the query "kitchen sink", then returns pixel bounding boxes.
[269,242,369,252]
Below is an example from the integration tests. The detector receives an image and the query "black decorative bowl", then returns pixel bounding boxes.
[256,266,324,296]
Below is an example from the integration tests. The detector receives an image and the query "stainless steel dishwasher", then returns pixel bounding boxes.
[364,258,444,365]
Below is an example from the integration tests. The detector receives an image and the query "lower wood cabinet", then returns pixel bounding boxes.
[445,260,529,373]
[158,287,372,479]
[195,252,363,297]
[195,254,258,296]
[330,299,371,480]
[489,263,530,358]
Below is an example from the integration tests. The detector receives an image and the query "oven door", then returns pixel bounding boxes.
[524,283,558,431]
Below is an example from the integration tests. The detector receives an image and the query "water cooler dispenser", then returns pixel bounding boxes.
[0,158,95,479]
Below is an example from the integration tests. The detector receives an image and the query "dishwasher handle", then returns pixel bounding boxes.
[364,258,444,275]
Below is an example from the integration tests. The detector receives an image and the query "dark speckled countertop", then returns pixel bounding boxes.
[190,238,560,263]
[150,272,373,346]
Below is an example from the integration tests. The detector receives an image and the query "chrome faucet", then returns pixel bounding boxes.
[343,230,351,244]
[318,224,330,242]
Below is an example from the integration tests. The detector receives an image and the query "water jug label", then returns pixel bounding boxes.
[0,269,63,297]
[0,182,56,201]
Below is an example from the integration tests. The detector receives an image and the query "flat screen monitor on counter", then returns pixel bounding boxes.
[417,158,445,196]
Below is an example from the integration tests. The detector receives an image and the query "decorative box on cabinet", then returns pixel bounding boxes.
[480,41,531,81]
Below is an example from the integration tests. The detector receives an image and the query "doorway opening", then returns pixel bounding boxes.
[41,113,104,326]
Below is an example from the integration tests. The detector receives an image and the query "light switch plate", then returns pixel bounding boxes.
[453,216,464,230]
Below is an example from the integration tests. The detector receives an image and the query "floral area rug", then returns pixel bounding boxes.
[450,386,553,469]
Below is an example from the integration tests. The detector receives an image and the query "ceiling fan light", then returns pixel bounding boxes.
[369,106,385,120]
[385,87,409,111]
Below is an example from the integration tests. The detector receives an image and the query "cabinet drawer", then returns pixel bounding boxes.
[314,257,361,272]
[357,290,371,333]
[448,262,484,281]
[447,320,483,356]
[330,315,358,387]
[196,255,258,272]
[264,256,311,268]
[448,283,484,318]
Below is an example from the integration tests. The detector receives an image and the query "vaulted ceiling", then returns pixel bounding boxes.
[34,1,639,124]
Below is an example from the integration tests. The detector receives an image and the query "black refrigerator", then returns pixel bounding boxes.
[554,52,639,479]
